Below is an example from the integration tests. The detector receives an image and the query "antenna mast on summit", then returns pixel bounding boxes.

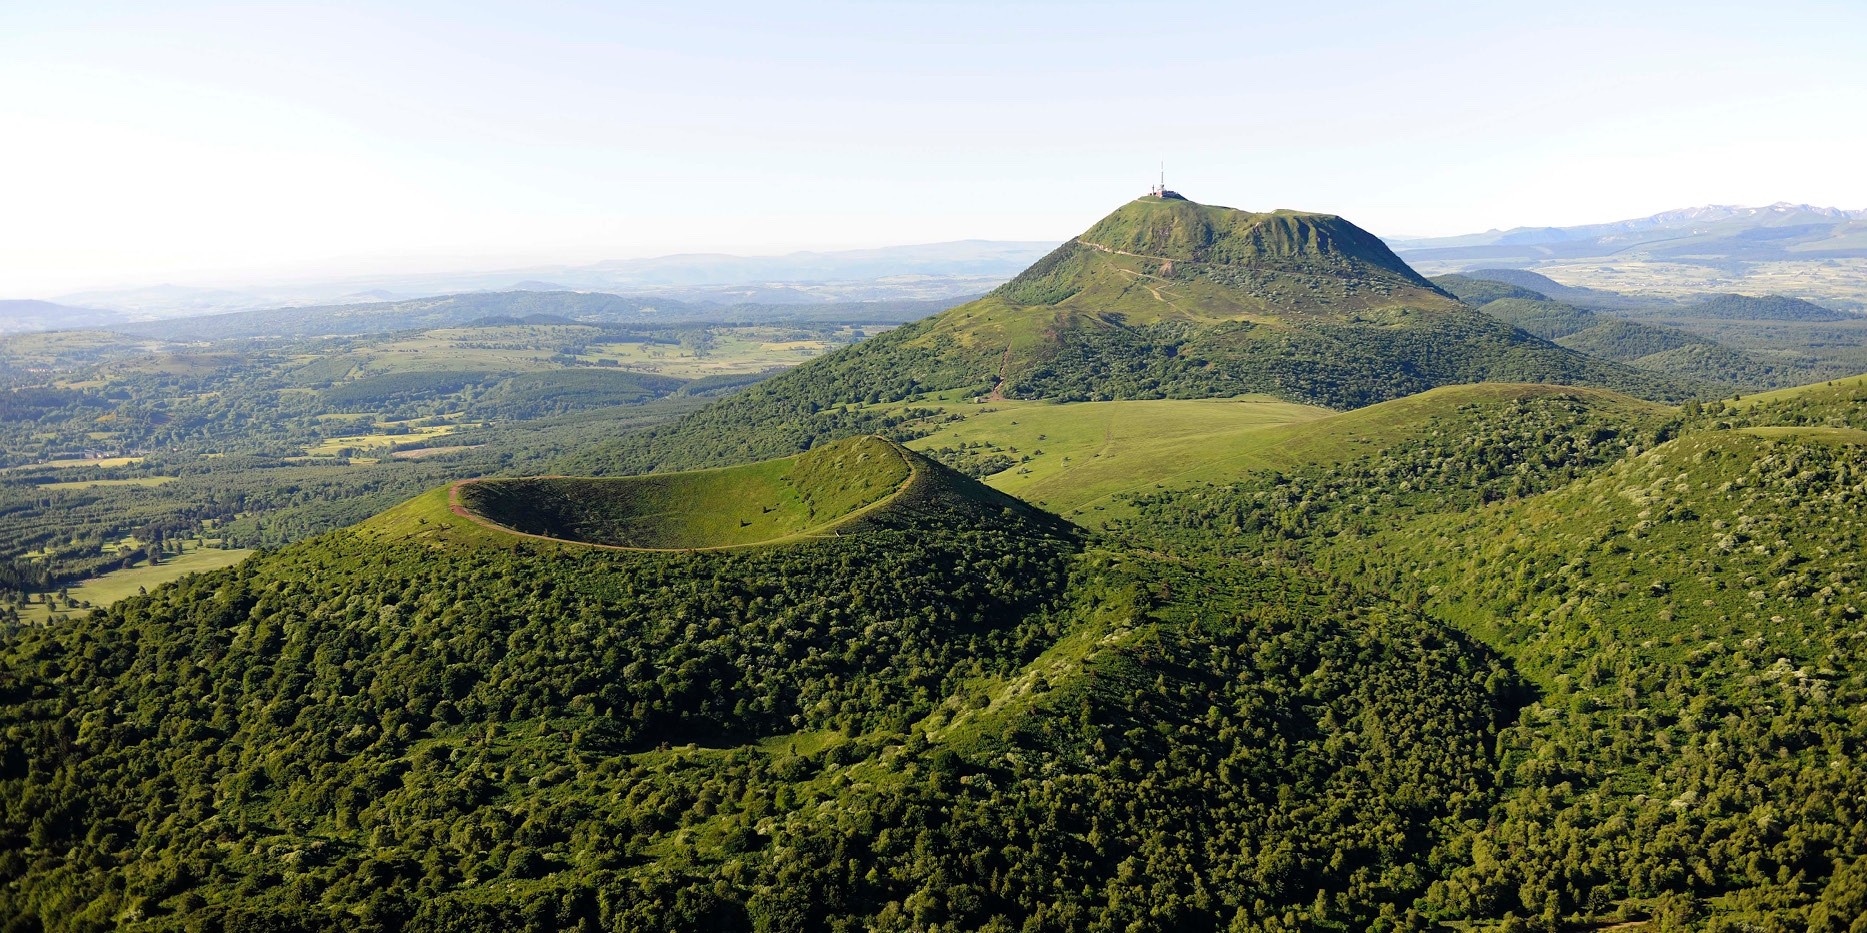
[1148,162,1180,199]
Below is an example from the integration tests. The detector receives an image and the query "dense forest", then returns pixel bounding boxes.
[0,485,1522,931]
[6,378,1867,930]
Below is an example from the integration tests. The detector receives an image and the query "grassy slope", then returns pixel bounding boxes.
[364,434,1072,552]
[1163,381,1663,475]
[1008,198,1450,318]
[894,383,1661,523]
[898,394,1329,514]
[465,436,910,548]
[1729,371,1867,408]
[867,201,1410,393]
[411,436,913,549]
[931,198,1475,391]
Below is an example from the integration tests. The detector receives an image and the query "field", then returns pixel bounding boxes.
[1403,257,1867,306]
[1728,371,1867,408]
[32,476,175,490]
[1528,257,1867,304]
[17,542,254,624]
[0,331,159,369]
[309,323,885,380]
[8,455,147,470]
[305,419,476,458]
[0,316,884,604]
[577,327,878,378]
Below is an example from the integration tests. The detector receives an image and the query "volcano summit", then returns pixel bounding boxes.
[579,195,1682,473]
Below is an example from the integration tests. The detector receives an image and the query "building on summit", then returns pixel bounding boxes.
[1147,166,1185,200]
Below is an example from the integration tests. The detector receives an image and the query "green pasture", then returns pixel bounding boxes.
[897,395,1329,515]
[18,543,254,624]
[893,383,1663,521]
[33,476,175,490]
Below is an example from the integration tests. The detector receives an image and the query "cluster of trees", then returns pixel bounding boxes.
[920,440,1019,479]
[1346,428,1867,930]
[0,494,1079,928]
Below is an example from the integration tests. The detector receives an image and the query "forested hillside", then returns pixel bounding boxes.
[1,435,1522,932]
[8,368,1867,930]
[1113,379,1867,931]
[1432,277,1822,391]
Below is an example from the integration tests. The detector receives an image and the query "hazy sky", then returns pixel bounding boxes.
[4,0,1865,295]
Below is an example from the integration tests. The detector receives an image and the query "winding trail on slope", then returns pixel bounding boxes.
[985,344,1014,401]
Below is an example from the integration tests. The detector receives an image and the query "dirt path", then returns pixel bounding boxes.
[985,344,1014,401]
[1112,266,1184,311]
[1080,238,1173,264]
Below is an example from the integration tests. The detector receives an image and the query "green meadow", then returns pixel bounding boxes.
[894,383,1664,521]
[19,542,254,624]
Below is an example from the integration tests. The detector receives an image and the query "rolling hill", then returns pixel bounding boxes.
[1442,271,1867,382]
[889,383,1663,522]
[568,195,1686,475]
[1432,275,1819,390]
[1436,268,1659,310]
[1107,374,1867,930]
[364,434,1072,551]
[1667,292,1853,322]
[0,299,124,335]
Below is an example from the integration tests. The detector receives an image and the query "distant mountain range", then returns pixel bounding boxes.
[0,300,126,335]
[113,291,967,340]
[1387,203,1867,307]
[12,203,1866,334]
[24,240,1056,323]
[1389,202,1867,267]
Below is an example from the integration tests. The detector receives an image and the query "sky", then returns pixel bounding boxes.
[3,0,1865,296]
